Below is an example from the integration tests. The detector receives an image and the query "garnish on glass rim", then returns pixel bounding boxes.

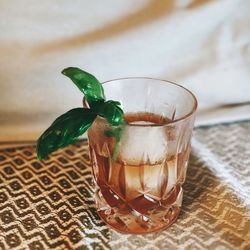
[36,67,125,160]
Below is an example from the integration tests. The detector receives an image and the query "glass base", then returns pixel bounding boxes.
[95,187,182,234]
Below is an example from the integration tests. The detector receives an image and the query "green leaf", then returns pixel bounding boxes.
[36,108,96,160]
[37,67,126,161]
[62,67,105,106]
[96,100,124,126]
[98,100,125,159]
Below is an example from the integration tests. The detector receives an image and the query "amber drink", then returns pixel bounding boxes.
[87,78,197,234]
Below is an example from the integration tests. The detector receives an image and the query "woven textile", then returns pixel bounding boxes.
[0,122,250,249]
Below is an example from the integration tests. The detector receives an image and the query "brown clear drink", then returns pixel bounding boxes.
[86,78,197,234]
[88,113,192,233]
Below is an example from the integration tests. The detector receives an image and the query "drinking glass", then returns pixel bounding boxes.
[87,78,197,234]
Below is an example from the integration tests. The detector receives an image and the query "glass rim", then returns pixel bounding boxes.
[83,77,198,127]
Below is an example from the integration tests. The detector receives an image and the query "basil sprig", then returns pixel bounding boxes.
[94,100,124,126]
[37,108,97,160]
[62,67,105,107]
[36,67,124,160]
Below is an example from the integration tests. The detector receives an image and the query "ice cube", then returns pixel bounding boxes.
[118,126,168,165]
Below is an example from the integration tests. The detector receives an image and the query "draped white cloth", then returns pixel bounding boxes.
[0,0,250,141]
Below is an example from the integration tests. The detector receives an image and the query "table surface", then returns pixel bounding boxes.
[0,122,250,250]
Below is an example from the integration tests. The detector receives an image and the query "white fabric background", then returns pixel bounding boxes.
[0,0,250,141]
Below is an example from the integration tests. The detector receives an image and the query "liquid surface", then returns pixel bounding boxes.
[124,112,168,125]
[88,112,191,233]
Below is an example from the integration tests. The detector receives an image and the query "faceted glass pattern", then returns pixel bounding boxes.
[87,78,197,234]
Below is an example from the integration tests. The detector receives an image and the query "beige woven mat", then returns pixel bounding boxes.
[0,122,250,249]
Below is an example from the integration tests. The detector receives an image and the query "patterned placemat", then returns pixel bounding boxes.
[0,142,110,250]
[0,122,250,250]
